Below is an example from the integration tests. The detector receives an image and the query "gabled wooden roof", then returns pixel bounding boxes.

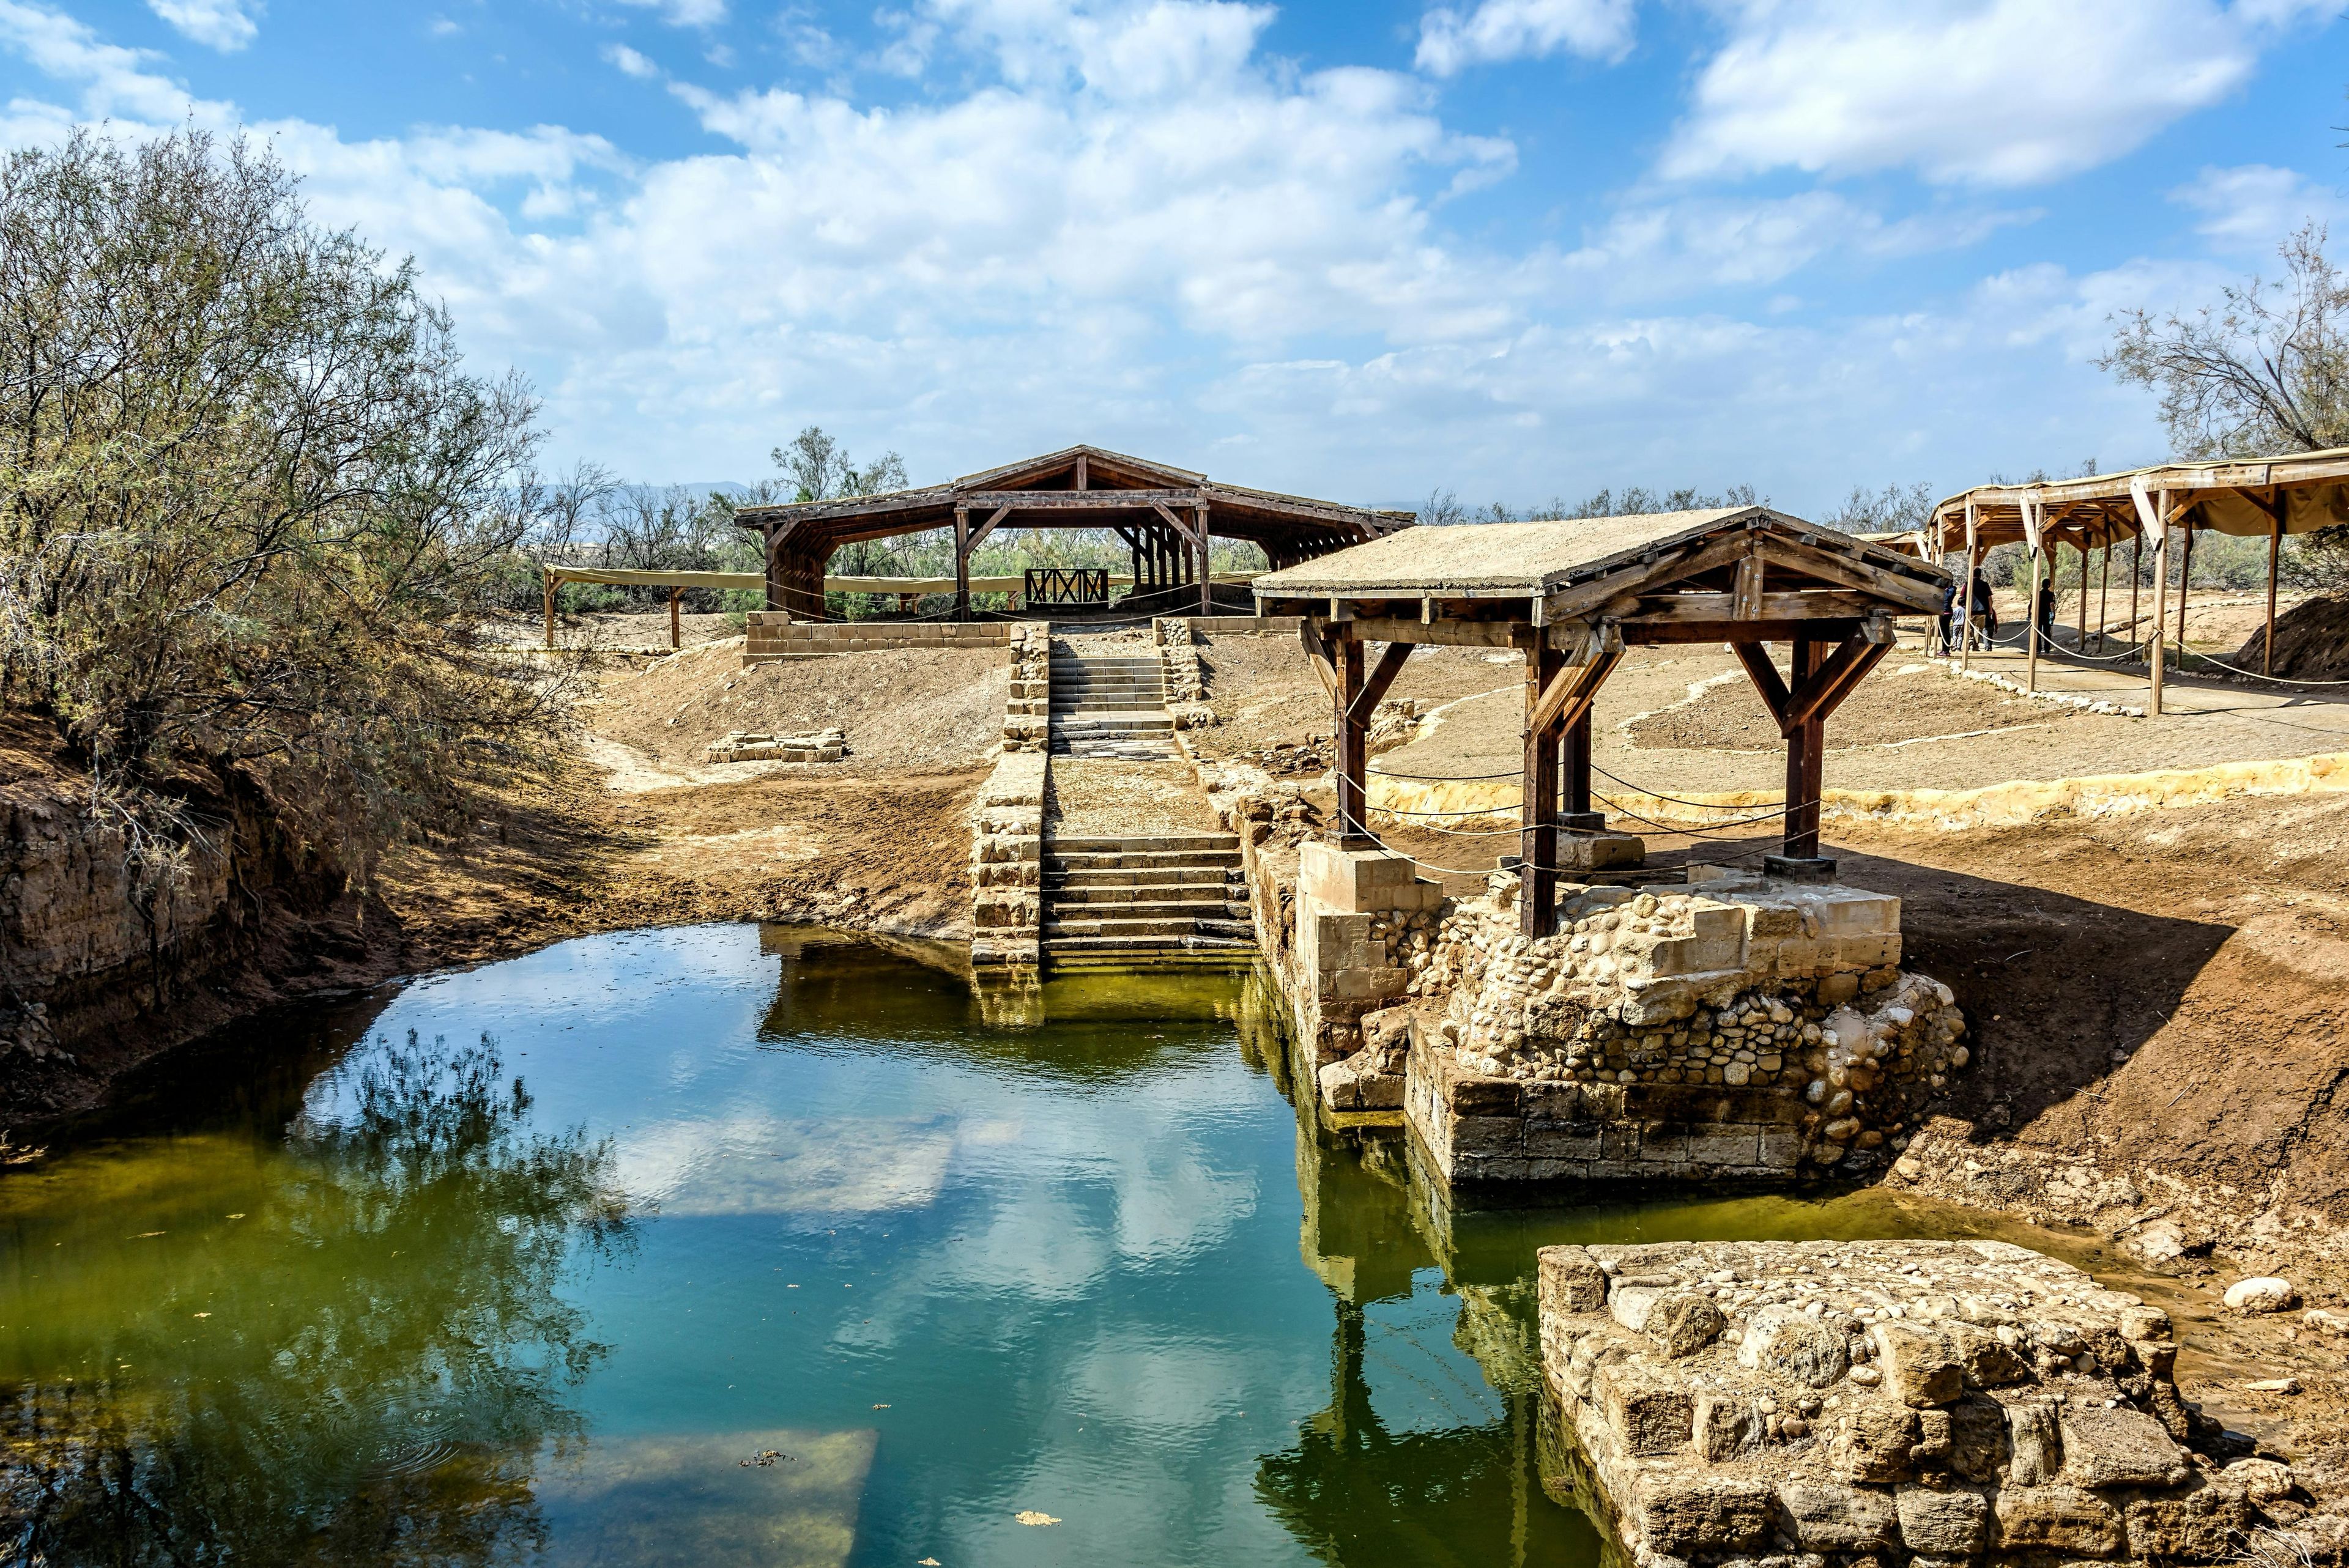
[732,443,1413,534]
[1255,506,1947,619]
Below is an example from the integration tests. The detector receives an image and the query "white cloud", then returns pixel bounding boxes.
[1664,0,2328,188]
[146,0,259,52]
[604,42,661,79]
[2170,163,2349,251]
[614,0,726,26]
[1415,0,1635,75]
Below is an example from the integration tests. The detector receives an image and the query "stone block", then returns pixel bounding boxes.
[1646,1293,1727,1358]
[1946,1393,2010,1482]
[1737,1305,1850,1388]
[1609,1285,1669,1334]
[1831,1402,1920,1484]
[1540,1246,1610,1314]
[1449,1115,1524,1155]
[2125,1487,2254,1562]
[1526,1122,1606,1160]
[1993,1485,2126,1558]
[1298,842,1417,914]
[2056,1403,2191,1490]
[1557,831,1646,871]
[1896,1488,1991,1555]
[1638,1476,1776,1556]
[2006,1399,2064,1485]
[1869,1321,1962,1407]
[1942,1320,2032,1388]
[1693,1394,1759,1461]
[1779,1481,1901,1551]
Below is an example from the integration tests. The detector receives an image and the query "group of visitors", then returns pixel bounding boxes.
[1929,567,2060,657]
[1931,568,1998,655]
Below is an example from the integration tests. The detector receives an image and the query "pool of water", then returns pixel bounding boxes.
[0,925,2148,1566]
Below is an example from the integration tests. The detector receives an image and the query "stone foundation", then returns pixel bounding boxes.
[1401,868,1966,1183]
[703,728,846,763]
[1537,1238,2307,1568]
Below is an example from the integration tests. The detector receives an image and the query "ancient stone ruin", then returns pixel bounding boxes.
[1291,843,1969,1182]
[703,728,847,763]
[1539,1239,2311,1568]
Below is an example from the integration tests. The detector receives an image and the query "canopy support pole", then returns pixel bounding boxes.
[1961,536,1980,672]
[2149,492,2167,717]
[2026,546,2043,690]
[1520,628,1563,937]
[2096,538,2111,653]
[2175,513,2195,656]
[954,507,971,622]
[543,568,555,651]
[1782,635,1829,863]
[2265,503,2282,677]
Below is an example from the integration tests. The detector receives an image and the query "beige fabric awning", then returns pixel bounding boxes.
[1926,446,2349,557]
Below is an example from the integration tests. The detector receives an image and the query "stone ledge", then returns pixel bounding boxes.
[1536,1239,2284,1568]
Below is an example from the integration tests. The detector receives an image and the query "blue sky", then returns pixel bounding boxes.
[4,0,2346,514]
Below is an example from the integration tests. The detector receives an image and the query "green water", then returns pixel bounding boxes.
[0,925,2100,1566]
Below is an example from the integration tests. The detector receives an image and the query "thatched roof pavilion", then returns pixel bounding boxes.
[734,445,1412,619]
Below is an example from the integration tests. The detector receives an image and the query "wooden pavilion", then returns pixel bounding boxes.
[1252,508,1950,936]
[734,445,1412,620]
[1920,447,2349,709]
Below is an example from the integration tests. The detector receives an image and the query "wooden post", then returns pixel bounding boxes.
[1782,635,1828,862]
[2176,514,2195,658]
[1196,502,1213,616]
[669,586,682,649]
[2025,547,2042,690]
[1960,536,1980,671]
[954,506,971,621]
[1520,627,1563,938]
[2096,537,2111,652]
[2128,534,2142,662]
[1562,708,1593,818]
[1334,630,1369,846]
[543,568,556,649]
[2148,490,2167,716]
[2265,501,2282,676]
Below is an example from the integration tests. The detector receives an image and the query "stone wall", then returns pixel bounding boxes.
[1288,842,1449,1076]
[1402,869,1967,1183]
[1003,623,1050,754]
[969,752,1045,967]
[744,615,1014,661]
[1537,1238,2316,1568]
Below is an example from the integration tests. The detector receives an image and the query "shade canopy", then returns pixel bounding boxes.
[1923,446,2349,557]
[735,444,1411,618]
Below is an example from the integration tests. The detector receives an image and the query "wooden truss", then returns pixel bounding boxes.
[1259,511,1946,936]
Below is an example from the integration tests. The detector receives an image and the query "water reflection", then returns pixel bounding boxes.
[0,925,2137,1568]
[0,1032,629,1566]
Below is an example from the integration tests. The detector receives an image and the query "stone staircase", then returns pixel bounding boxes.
[1041,833,1256,967]
[1048,643,1178,760]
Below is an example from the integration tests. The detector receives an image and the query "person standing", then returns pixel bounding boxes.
[1970,568,1997,648]
[2035,574,2057,646]
[1933,572,1956,655]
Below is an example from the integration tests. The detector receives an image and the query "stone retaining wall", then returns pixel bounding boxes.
[1003,623,1049,753]
[1538,1238,2312,1568]
[744,614,1014,660]
[970,752,1045,967]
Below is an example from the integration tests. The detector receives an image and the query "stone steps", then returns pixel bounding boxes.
[1039,831,1256,968]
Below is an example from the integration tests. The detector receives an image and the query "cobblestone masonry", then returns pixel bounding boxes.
[970,751,1045,967]
[1537,1238,2321,1568]
[1153,617,1214,731]
[1400,866,1967,1182]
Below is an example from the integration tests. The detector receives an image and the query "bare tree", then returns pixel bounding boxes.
[2102,223,2349,457]
[1823,481,1936,535]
